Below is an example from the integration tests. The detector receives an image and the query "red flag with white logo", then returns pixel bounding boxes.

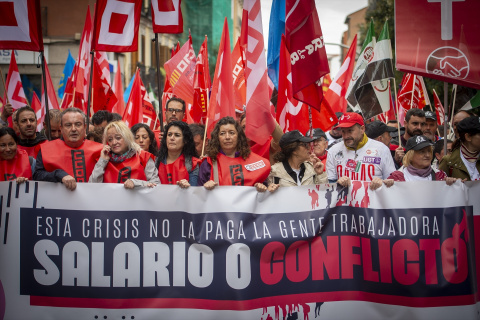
[397,73,427,111]
[92,57,117,113]
[112,60,125,115]
[5,52,28,111]
[41,58,59,113]
[277,36,309,134]
[285,0,329,111]
[151,0,183,34]
[191,35,211,124]
[206,18,235,137]
[433,89,445,126]
[163,37,196,105]
[140,81,159,130]
[232,38,246,114]
[240,0,276,145]
[123,69,142,128]
[95,51,111,85]
[323,35,357,114]
[0,0,43,51]
[92,0,141,52]
[31,92,43,130]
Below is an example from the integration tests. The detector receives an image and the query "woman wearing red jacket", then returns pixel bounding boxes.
[0,127,33,183]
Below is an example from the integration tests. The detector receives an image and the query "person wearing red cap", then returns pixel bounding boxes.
[326,112,395,189]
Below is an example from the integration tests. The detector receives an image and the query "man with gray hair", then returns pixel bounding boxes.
[33,108,103,191]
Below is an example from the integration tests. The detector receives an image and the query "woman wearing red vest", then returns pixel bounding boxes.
[89,121,160,189]
[156,121,200,188]
[0,127,33,183]
[198,117,271,191]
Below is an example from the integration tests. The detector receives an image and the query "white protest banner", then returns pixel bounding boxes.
[0,181,479,320]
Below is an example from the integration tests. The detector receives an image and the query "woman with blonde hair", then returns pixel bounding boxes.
[89,121,160,189]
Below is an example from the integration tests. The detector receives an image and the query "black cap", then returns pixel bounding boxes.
[405,135,434,152]
[365,120,397,139]
[279,130,314,148]
[305,128,327,140]
[425,111,437,121]
[390,127,405,138]
[457,116,480,135]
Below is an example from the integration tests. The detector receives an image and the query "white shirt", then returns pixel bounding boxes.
[327,138,396,181]
[460,152,480,181]
[326,131,343,148]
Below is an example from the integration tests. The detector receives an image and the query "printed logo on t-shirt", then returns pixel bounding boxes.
[334,151,344,162]
[244,160,266,171]
[363,156,381,164]
[365,148,379,156]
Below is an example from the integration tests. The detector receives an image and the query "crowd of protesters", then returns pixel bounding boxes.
[0,97,479,193]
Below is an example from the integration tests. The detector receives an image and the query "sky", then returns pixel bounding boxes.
[260,0,369,75]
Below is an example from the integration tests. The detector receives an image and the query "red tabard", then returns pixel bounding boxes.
[41,140,103,182]
[103,150,153,183]
[17,141,45,158]
[158,154,200,184]
[207,152,271,186]
[0,149,32,181]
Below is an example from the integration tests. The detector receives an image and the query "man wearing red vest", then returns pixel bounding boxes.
[33,108,102,191]
[15,106,47,158]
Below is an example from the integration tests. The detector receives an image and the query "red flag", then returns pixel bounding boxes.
[123,70,142,127]
[41,58,59,115]
[232,38,246,114]
[5,52,27,110]
[164,38,196,105]
[92,0,141,52]
[322,74,332,94]
[60,64,84,110]
[113,60,125,115]
[191,35,211,124]
[140,82,158,130]
[0,0,43,51]
[397,73,427,110]
[151,0,183,34]
[285,0,329,111]
[277,36,309,134]
[323,35,357,114]
[433,89,445,126]
[240,0,276,145]
[95,51,111,85]
[206,18,235,137]
[378,82,396,123]
[92,57,118,113]
[31,92,43,130]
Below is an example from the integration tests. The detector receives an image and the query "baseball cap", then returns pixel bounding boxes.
[336,112,365,128]
[365,120,397,139]
[405,135,434,152]
[457,116,480,135]
[305,128,327,140]
[279,130,314,148]
[425,111,437,121]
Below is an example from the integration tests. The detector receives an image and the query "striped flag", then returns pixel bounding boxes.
[433,89,445,126]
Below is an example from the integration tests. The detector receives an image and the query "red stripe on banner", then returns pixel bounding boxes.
[30,292,477,309]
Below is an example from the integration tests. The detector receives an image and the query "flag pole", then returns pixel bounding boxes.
[70,88,76,108]
[449,84,457,136]
[154,33,164,132]
[443,82,448,156]
[0,68,10,104]
[86,50,95,134]
[40,51,52,140]
[392,78,402,148]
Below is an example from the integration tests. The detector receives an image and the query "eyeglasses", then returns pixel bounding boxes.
[167,108,184,114]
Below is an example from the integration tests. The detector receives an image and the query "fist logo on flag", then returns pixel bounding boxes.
[93,0,141,52]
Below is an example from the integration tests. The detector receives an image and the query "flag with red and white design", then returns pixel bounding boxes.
[112,60,125,115]
[240,0,276,145]
[0,0,43,51]
[206,18,235,137]
[95,51,111,85]
[92,0,141,52]
[123,69,142,128]
[5,52,28,110]
[231,38,246,114]
[323,35,357,114]
[31,92,43,130]
[164,36,196,106]
[92,57,117,113]
[140,82,159,130]
[277,35,309,134]
[433,89,445,126]
[40,57,59,112]
[151,0,183,34]
[285,0,329,111]
[191,35,211,124]
[397,73,427,111]
[378,82,396,123]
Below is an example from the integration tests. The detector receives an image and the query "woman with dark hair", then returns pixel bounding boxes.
[156,121,199,188]
[439,116,480,181]
[0,127,34,183]
[131,123,158,156]
[198,116,271,191]
[267,131,327,191]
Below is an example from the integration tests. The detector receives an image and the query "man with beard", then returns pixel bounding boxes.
[423,111,439,142]
[326,113,395,188]
[165,97,186,125]
[395,108,426,165]
[34,108,102,191]
[15,106,47,158]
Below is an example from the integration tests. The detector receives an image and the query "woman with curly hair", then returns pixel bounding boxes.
[89,121,159,189]
[198,116,271,191]
[156,121,200,188]
[131,123,158,156]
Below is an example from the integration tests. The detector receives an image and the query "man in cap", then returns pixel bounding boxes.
[423,111,439,141]
[307,128,328,170]
[366,120,399,168]
[326,112,396,188]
